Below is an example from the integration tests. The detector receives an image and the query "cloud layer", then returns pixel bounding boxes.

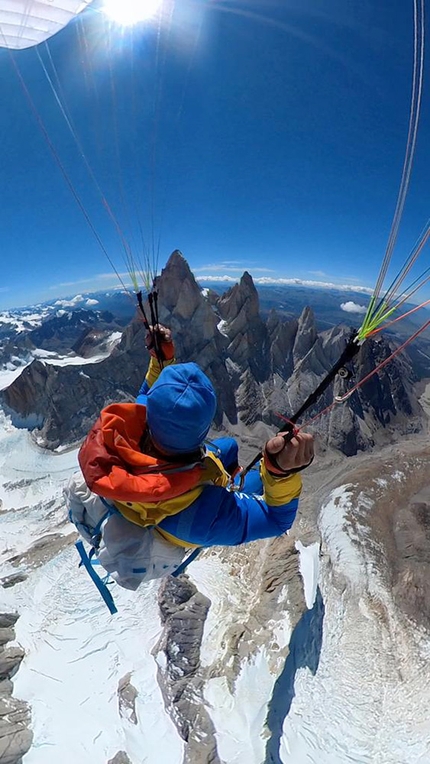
[197,275,373,295]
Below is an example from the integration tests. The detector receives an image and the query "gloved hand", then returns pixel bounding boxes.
[145,324,175,361]
[264,431,314,476]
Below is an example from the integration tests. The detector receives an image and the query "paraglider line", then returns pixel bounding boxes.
[366,297,430,337]
[8,48,132,298]
[36,41,138,276]
[238,333,361,486]
[300,319,430,425]
[364,0,425,326]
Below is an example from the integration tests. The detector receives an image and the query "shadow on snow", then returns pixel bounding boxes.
[264,586,325,764]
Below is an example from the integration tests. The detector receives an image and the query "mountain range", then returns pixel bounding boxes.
[1,251,430,764]
[0,250,426,457]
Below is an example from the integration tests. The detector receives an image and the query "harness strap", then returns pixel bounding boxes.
[171,547,202,577]
[90,498,118,548]
[75,540,118,615]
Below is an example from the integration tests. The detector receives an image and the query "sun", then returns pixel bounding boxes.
[103,0,163,26]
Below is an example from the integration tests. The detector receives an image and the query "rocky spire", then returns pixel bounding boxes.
[293,306,318,366]
[156,250,204,320]
[217,272,270,382]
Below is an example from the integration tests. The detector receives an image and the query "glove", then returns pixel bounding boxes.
[264,431,314,476]
[145,324,175,361]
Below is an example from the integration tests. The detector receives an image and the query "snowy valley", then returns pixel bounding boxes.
[1,258,430,763]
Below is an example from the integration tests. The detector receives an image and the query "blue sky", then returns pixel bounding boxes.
[0,0,429,308]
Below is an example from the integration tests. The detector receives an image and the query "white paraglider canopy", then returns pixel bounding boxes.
[0,0,92,50]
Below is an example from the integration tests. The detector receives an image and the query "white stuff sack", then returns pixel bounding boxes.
[64,472,186,590]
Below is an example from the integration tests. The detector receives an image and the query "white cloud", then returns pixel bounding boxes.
[54,295,85,308]
[340,301,368,314]
[196,275,374,294]
[53,295,99,309]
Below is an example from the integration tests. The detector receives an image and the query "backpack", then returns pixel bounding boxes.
[64,472,191,613]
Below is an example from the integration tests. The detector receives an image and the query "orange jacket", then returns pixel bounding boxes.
[78,402,209,505]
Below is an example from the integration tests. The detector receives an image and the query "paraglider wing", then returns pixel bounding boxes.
[0,0,92,50]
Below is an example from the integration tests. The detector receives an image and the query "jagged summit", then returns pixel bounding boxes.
[218,271,259,321]
[293,306,318,366]
[157,250,203,318]
[161,249,193,281]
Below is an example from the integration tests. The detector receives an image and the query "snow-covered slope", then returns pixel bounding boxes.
[0,331,123,392]
[0,410,184,764]
[0,406,318,764]
[278,481,430,764]
[2,403,430,764]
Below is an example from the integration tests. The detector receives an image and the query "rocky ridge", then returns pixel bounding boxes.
[0,613,32,764]
[155,575,219,764]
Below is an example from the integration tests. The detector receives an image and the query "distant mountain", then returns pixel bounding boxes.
[0,251,427,456]
[0,305,129,387]
[203,281,430,340]
[3,277,429,351]
[52,290,137,322]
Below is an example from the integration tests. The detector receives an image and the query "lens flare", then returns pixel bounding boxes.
[103,0,163,26]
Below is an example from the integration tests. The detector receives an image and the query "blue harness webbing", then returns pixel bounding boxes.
[75,540,118,615]
[74,498,202,613]
[172,547,202,576]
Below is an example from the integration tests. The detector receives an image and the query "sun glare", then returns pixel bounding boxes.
[103,0,163,26]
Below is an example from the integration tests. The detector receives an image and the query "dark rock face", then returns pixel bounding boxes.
[153,251,237,426]
[0,573,28,589]
[117,673,138,725]
[293,306,318,367]
[0,251,424,455]
[267,310,298,379]
[0,614,32,764]
[72,327,119,358]
[217,271,270,382]
[27,309,120,353]
[107,752,132,764]
[155,575,220,764]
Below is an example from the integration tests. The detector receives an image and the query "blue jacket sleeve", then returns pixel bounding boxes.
[136,378,149,405]
[158,484,299,546]
[136,356,175,404]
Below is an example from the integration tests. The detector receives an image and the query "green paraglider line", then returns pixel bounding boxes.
[357,0,425,342]
[358,302,397,340]
[331,318,430,404]
[370,0,425,308]
[366,298,430,337]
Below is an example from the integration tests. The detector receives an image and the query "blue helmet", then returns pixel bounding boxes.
[146,363,217,454]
